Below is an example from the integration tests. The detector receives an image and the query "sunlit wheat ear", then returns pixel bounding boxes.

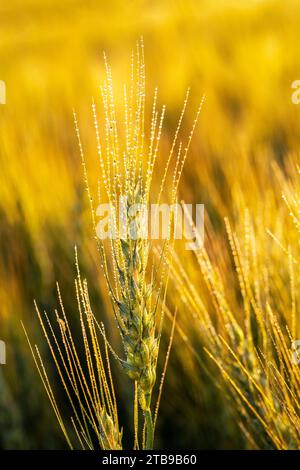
[22,253,122,450]
[73,38,204,449]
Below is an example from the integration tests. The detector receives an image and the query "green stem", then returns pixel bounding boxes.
[145,409,154,450]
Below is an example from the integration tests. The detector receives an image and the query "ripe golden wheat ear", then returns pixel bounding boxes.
[22,251,122,450]
[169,179,300,449]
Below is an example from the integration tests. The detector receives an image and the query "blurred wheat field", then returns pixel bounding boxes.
[1,0,300,449]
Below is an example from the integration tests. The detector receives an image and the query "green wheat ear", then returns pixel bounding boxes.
[27,38,203,450]
[72,38,203,449]
[116,181,159,412]
[98,406,123,450]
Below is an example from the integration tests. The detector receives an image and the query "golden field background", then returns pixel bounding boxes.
[1,0,300,449]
